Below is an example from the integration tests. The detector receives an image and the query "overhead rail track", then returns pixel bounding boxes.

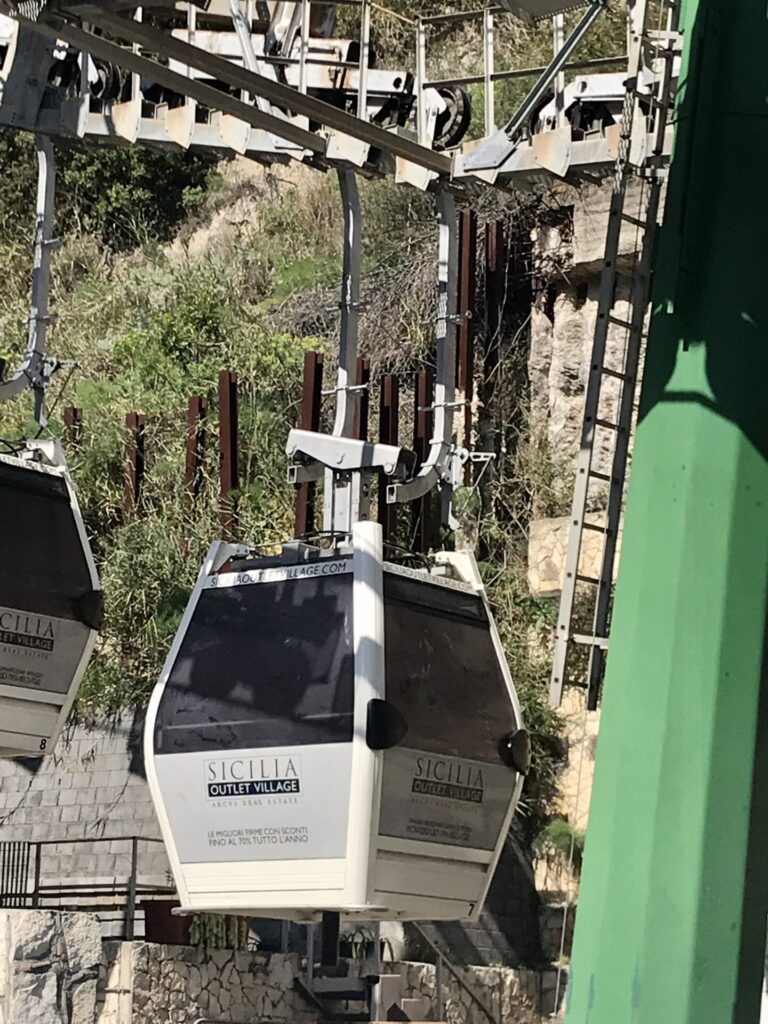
[0,0,673,190]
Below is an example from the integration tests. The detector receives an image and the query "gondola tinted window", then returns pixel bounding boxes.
[155,573,355,754]
[0,459,93,621]
[384,572,516,763]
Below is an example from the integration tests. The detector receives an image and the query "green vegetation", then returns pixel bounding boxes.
[534,817,586,873]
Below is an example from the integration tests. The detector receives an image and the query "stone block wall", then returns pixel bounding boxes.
[369,959,562,1024]
[0,711,168,895]
[0,911,562,1023]
[527,514,622,599]
[0,911,102,1024]
[109,943,319,1024]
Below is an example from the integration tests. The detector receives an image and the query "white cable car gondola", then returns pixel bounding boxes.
[145,522,529,922]
[0,440,103,757]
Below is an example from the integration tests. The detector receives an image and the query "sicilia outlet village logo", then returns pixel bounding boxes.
[205,755,301,799]
[412,756,484,804]
[0,608,57,654]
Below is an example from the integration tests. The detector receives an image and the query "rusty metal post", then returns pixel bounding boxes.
[411,369,434,553]
[185,395,207,500]
[476,221,505,490]
[485,220,505,361]
[294,351,324,537]
[123,412,146,516]
[457,210,478,464]
[63,406,82,446]
[218,370,239,539]
[352,356,370,441]
[378,373,399,545]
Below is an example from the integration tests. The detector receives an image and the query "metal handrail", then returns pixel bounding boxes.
[0,835,175,941]
[412,922,499,1024]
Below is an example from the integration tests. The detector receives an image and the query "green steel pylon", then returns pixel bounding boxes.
[564,1,768,1022]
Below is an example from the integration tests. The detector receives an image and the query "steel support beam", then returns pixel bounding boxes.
[457,209,477,465]
[565,1,768,1021]
[464,0,607,171]
[323,168,364,534]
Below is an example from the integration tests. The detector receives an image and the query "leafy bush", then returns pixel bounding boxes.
[0,129,216,250]
[534,817,586,873]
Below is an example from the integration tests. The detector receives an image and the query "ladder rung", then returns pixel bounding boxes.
[589,470,612,482]
[602,366,632,381]
[595,417,619,430]
[582,521,608,534]
[575,574,601,586]
[573,634,610,650]
[620,213,646,229]
[608,314,632,330]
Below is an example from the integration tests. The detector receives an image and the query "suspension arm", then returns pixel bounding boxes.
[388,188,458,505]
[0,135,56,424]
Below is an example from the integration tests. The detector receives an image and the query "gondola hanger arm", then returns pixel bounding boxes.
[0,135,58,426]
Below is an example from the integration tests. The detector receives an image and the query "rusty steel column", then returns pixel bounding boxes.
[185,395,207,501]
[218,370,239,539]
[352,356,370,441]
[63,405,82,446]
[378,373,400,545]
[123,411,146,516]
[294,351,324,537]
[485,220,505,368]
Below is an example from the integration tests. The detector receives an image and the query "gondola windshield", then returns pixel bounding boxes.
[154,571,355,754]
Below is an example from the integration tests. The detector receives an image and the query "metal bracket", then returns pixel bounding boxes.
[286,430,411,479]
[464,0,608,171]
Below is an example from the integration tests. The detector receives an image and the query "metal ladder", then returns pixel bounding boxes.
[549,0,681,711]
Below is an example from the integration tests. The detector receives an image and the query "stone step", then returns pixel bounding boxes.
[400,996,434,1021]
[313,975,372,1001]
[377,972,403,1014]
